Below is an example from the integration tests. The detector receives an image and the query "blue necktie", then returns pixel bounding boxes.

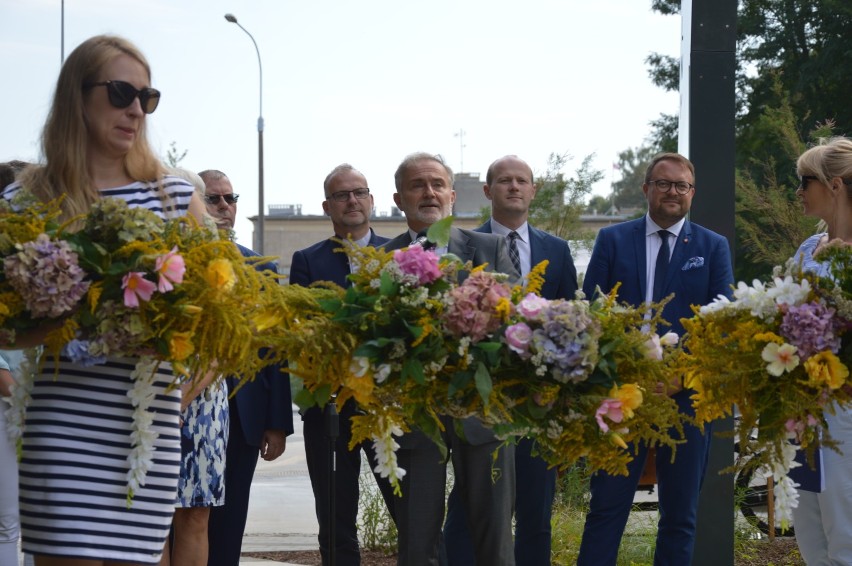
[653,230,671,302]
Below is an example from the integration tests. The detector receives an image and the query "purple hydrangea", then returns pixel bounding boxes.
[3,234,90,318]
[525,300,601,383]
[780,301,842,359]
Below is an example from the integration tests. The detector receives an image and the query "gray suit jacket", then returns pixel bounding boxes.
[384,226,519,446]
[384,226,520,284]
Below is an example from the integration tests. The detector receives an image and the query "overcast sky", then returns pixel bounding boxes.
[0,0,682,245]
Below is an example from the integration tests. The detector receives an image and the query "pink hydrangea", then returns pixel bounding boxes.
[444,271,511,342]
[393,246,442,285]
[3,234,90,318]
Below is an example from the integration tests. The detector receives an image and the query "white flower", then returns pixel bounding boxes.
[4,349,37,445]
[546,420,563,439]
[374,364,392,384]
[371,417,407,488]
[761,343,799,376]
[349,356,370,378]
[769,275,810,307]
[126,357,160,504]
[660,332,679,347]
[698,295,732,315]
[773,475,800,527]
[643,334,664,361]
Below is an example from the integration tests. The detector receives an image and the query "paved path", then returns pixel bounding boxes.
[239,405,320,565]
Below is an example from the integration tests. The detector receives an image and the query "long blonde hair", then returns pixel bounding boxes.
[20,35,164,221]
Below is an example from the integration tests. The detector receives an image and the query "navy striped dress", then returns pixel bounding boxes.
[3,177,195,563]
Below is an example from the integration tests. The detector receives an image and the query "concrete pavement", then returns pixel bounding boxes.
[239,405,320,565]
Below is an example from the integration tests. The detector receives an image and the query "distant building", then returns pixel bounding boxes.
[452,172,488,218]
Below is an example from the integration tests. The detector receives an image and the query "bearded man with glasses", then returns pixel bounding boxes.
[578,152,734,566]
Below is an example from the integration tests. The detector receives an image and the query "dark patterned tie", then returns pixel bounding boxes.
[412,230,435,250]
[507,231,522,275]
[653,229,671,302]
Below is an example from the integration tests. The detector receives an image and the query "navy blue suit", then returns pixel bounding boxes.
[289,230,396,566]
[208,243,294,566]
[443,221,578,566]
[577,216,733,566]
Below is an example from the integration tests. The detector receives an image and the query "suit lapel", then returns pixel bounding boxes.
[448,228,475,262]
[635,219,648,300]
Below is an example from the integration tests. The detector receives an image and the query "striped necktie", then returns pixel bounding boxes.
[507,231,521,275]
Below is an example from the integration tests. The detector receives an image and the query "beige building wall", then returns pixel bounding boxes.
[249,213,628,278]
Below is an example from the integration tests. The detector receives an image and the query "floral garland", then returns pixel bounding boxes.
[677,244,852,528]
[289,220,686,491]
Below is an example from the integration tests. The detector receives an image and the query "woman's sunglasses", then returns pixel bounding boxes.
[84,80,161,114]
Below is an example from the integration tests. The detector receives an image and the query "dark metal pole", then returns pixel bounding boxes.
[325,400,339,566]
[681,1,738,564]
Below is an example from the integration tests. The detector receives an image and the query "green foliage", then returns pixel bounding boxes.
[612,145,657,210]
[529,152,602,249]
[586,195,610,214]
[165,141,188,168]
[734,84,836,280]
[357,471,397,553]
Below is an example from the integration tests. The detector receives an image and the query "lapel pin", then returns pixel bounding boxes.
[683,237,689,244]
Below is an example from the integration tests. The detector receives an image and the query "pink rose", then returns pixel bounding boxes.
[517,293,549,319]
[595,398,624,433]
[505,323,533,356]
[394,247,442,285]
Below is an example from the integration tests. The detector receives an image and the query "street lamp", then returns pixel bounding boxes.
[225,13,265,254]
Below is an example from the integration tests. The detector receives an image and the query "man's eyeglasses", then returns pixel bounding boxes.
[326,188,370,202]
[84,80,161,114]
[649,179,694,195]
[798,175,819,190]
[204,194,239,205]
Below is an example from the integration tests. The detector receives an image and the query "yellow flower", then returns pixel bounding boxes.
[253,309,283,333]
[611,383,643,420]
[495,297,513,322]
[168,331,194,361]
[804,351,849,390]
[342,366,376,405]
[205,259,236,291]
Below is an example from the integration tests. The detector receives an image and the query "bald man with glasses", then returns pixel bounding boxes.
[289,164,396,566]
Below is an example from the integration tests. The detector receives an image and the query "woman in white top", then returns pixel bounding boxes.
[791,136,852,566]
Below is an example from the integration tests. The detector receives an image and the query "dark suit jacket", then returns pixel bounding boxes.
[384,226,518,446]
[290,229,389,288]
[475,220,577,301]
[234,243,294,445]
[581,217,733,335]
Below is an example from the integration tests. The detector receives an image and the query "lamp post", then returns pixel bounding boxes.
[225,13,265,254]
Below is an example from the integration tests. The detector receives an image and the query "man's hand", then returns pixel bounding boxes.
[260,429,286,461]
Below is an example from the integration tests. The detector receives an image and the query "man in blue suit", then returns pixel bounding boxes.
[442,155,578,565]
[384,152,520,566]
[290,164,395,566]
[202,170,294,566]
[577,153,734,565]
